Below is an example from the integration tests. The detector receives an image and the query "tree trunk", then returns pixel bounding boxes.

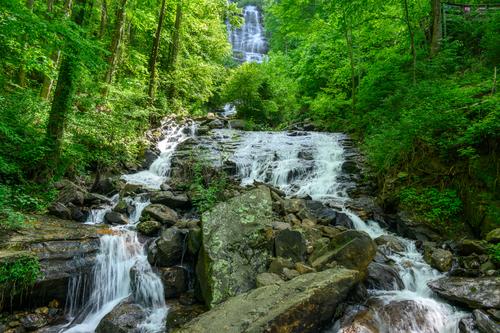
[99,0,108,38]
[430,0,442,57]
[403,0,417,84]
[18,0,35,87]
[41,0,85,180]
[148,0,167,102]
[167,0,183,98]
[41,0,73,100]
[102,0,128,96]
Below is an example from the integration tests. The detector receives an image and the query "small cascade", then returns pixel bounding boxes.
[121,120,196,190]
[229,5,267,63]
[228,130,466,333]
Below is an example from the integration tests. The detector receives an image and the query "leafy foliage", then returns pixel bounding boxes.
[0,255,41,309]
[189,161,228,213]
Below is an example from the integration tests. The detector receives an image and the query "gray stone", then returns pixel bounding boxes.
[95,302,146,333]
[375,235,405,253]
[142,204,178,226]
[428,277,500,309]
[366,262,404,291]
[473,309,500,333]
[275,229,306,262]
[136,220,161,236]
[104,211,129,225]
[160,267,188,299]
[175,268,360,333]
[228,119,246,129]
[196,187,274,307]
[486,228,500,243]
[48,202,71,220]
[150,191,190,208]
[424,246,453,272]
[20,313,48,331]
[154,227,187,267]
[256,272,284,287]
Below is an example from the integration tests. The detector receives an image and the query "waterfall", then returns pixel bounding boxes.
[229,130,466,333]
[229,5,267,63]
[62,123,196,332]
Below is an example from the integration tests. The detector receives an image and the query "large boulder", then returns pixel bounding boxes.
[196,187,274,307]
[104,211,129,225]
[424,246,453,272]
[175,268,360,333]
[95,302,146,333]
[142,204,178,226]
[150,227,187,267]
[473,309,500,333]
[274,229,306,262]
[309,230,377,273]
[150,191,190,209]
[137,220,161,237]
[160,266,188,299]
[486,228,500,243]
[428,277,500,309]
[366,262,404,291]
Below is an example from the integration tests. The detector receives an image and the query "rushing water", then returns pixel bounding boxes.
[60,123,197,332]
[227,130,465,333]
[229,5,267,63]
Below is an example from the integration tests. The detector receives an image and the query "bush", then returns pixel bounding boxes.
[189,160,228,213]
[0,255,41,309]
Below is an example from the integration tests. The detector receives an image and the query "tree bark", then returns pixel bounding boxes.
[148,0,167,102]
[403,0,417,84]
[99,0,108,38]
[430,0,442,57]
[102,0,128,97]
[167,0,183,98]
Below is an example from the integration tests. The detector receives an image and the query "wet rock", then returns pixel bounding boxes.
[137,220,161,237]
[473,309,500,333]
[395,211,442,241]
[53,180,86,206]
[150,191,190,209]
[271,221,291,231]
[424,246,453,272]
[113,199,129,214]
[459,316,480,333]
[486,228,500,243]
[284,213,301,226]
[295,262,315,274]
[428,276,500,309]
[104,211,128,225]
[95,302,146,333]
[20,313,48,331]
[297,201,337,225]
[341,161,360,174]
[196,187,274,307]
[84,192,112,206]
[160,266,188,299]
[196,126,210,135]
[48,202,71,220]
[120,183,143,197]
[176,268,360,333]
[375,234,405,253]
[283,198,305,214]
[256,272,284,287]
[335,212,354,229]
[282,268,300,280]
[274,229,306,262]
[165,301,206,330]
[206,119,224,129]
[228,119,246,129]
[187,227,202,256]
[142,149,158,169]
[153,227,187,267]
[456,240,488,256]
[268,257,295,275]
[366,262,404,291]
[142,204,178,226]
[309,230,377,273]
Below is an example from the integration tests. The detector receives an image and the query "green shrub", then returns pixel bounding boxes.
[399,187,463,230]
[489,243,500,265]
[189,161,228,213]
[0,255,41,308]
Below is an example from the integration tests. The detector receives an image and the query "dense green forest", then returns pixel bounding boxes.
[0,0,499,237]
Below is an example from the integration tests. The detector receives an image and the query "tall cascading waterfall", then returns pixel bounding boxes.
[61,121,197,333]
[227,130,466,333]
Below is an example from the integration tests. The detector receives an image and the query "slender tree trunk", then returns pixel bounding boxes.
[41,0,85,180]
[18,0,35,87]
[99,0,108,38]
[403,0,417,84]
[41,0,73,100]
[148,0,167,102]
[492,66,497,95]
[167,0,182,98]
[102,0,128,97]
[430,0,442,57]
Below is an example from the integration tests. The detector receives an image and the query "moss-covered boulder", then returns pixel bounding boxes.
[175,268,360,333]
[196,186,274,308]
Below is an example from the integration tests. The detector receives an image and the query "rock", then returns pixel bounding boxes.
[48,202,71,220]
[150,191,190,209]
[284,213,301,226]
[165,301,206,330]
[297,201,337,225]
[424,246,453,272]
[274,229,306,262]
[268,257,295,275]
[341,161,360,174]
[486,228,500,243]
[282,268,300,280]
[310,230,377,273]
[187,227,202,255]
[113,199,129,214]
[95,302,146,333]
[256,272,284,287]
[366,262,404,291]
[456,240,488,256]
[207,119,224,129]
[84,192,111,206]
[283,199,305,214]
[335,212,354,229]
[104,211,129,225]
[142,149,158,169]
[196,187,274,307]
[487,309,500,321]
[120,183,143,197]
[142,204,178,226]
[228,119,246,129]
[196,126,210,135]
[160,267,188,299]
[319,225,345,238]
[53,180,86,206]
[459,316,480,333]
[395,211,442,241]
[295,262,315,275]
[153,227,187,267]
[473,309,500,333]
[20,313,48,331]
[428,276,500,309]
[68,203,86,222]
[271,221,291,231]
[175,268,360,333]
[137,220,161,236]
[375,234,405,253]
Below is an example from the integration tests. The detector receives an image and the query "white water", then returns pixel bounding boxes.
[121,120,196,190]
[229,5,267,63]
[230,131,465,333]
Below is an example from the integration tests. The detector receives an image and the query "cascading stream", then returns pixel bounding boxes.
[62,122,197,333]
[229,5,267,63]
[228,130,466,333]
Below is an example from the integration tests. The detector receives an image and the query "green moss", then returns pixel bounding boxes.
[0,254,41,309]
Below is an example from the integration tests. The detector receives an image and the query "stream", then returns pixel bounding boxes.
[58,5,466,332]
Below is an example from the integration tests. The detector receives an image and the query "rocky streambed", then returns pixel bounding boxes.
[0,116,499,333]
